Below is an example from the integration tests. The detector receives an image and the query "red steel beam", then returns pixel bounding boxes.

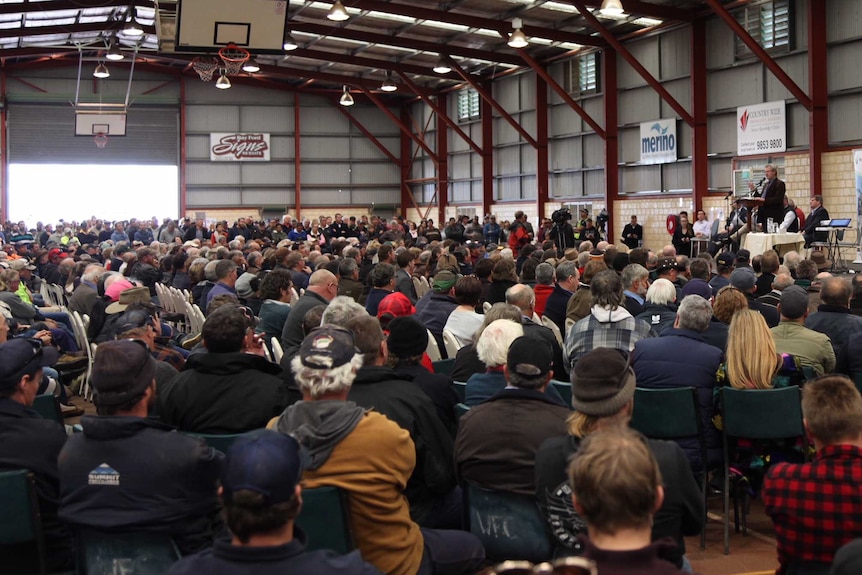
[571,0,694,127]
[536,72,549,221]
[704,0,811,110]
[333,104,399,165]
[603,47,618,242]
[448,59,538,149]
[436,92,449,226]
[288,47,461,81]
[481,80,494,217]
[258,63,388,91]
[295,93,302,220]
[0,0,146,15]
[358,85,439,163]
[691,19,708,209]
[0,21,156,40]
[808,0,827,197]
[516,47,606,140]
[345,0,603,47]
[289,22,524,67]
[395,71,481,155]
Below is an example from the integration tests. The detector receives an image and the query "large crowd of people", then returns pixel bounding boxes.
[2,205,862,575]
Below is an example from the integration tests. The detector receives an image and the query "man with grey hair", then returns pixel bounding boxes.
[759,272,795,308]
[271,324,484,575]
[631,295,723,471]
[506,284,567,380]
[621,263,649,316]
[205,259,238,310]
[805,276,862,358]
[635,278,678,335]
[68,263,105,317]
[534,262,556,317]
[336,258,363,303]
[456,335,569,496]
[544,260,578,335]
[565,269,654,370]
[320,295,367,327]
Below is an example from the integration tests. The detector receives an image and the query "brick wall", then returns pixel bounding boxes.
[820,150,858,259]
[614,197,694,251]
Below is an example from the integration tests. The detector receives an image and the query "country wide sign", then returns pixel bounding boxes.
[210,133,271,161]
[737,100,786,156]
[640,119,677,164]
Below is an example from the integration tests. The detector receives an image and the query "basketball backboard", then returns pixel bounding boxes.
[75,111,127,136]
[173,0,289,54]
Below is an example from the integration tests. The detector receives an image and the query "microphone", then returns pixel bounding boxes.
[756,177,766,187]
[725,190,734,199]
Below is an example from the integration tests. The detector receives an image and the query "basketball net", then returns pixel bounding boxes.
[218,43,251,76]
[94,132,108,149]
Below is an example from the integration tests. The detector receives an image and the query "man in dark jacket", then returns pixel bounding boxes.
[506,283,568,379]
[280,270,339,360]
[631,295,723,471]
[0,338,73,572]
[129,247,160,296]
[345,314,459,529]
[806,276,862,358]
[394,250,418,304]
[159,305,290,433]
[59,340,223,555]
[730,266,780,327]
[544,261,578,336]
[414,270,459,358]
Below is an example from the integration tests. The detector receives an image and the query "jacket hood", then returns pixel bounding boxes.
[184,351,282,376]
[590,304,633,323]
[274,400,365,470]
[81,415,175,440]
[353,365,413,385]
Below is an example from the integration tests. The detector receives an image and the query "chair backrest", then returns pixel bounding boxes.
[442,330,461,359]
[0,469,46,574]
[564,317,575,337]
[550,380,572,407]
[412,276,424,297]
[452,381,467,402]
[465,483,553,562]
[425,329,442,362]
[184,432,245,453]
[710,218,721,238]
[270,337,284,364]
[297,486,354,555]
[483,301,492,313]
[32,394,62,423]
[432,358,455,376]
[631,387,702,439]
[77,529,181,575]
[541,315,563,346]
[720,386,805,441]
[454,403,471,421]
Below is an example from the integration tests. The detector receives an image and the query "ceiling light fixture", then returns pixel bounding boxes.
[507,18,529,48]
[380,71,397,92]
[282,31,299,51]
[599,0,625,16]
[216,69,231,89]
[106,38,124,61]
[433,58,451,74]
[122,10,144,36]
[242,58,261,73]
[339,85,355,106]
[327,1,350,21]
[93,62,110,79]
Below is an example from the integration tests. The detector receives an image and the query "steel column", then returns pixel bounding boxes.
[178,75,186,217]
[295,93,302,220]
[808,0,827,197]
[448,59,538,149]
[436,94,449,226]
[358,85,439,164]
[603,48,619,243]
[400,106,412,219]
[516,48,606,140]
[572,0,694,127]
[705,0,811,110]
[481,80,494,218]
[691,19,708,210]
[333,105,399,165]
[536,72,549,221]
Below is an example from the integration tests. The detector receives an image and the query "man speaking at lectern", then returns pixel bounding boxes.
[749,164,786,231]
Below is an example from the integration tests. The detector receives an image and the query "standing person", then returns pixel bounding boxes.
[751,164,786,231]
[621,215,643,250]
[507,211,531,252]
[802,195,830,248]
[483,216,501,244]
[672,214,694,257]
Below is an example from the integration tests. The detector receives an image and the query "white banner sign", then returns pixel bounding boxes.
[640,119,677,164]
[737,100,786,156]
[210,133,271,161]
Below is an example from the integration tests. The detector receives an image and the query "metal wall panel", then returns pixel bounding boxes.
[583,97,603,123]
[618,37,660,89]
[186,189,242,205]
[352,162,401,184]
[660,27,691,79]
[302,164,352,186]
[660,79,691,118]
[495,146,521,176]
[618,86,660,125]
[550,137,582,170]
[186,105,240,132]
[452,154,471,178]
[453,181,471,202]
[583,134,605,167]
[242,189,294,205]
[620,126,641,164]
[185,81,294,105]
[240,163,294,185]
[830,95,862,144]
[709,158,733,191]
[828,0,862,41]
[787,102,809,148]
[708,113,737,153]
[521,145,537,172]
[707,64,762,111]
[239,106,294,132]
[472,181,483,202]
[706,16,735,69]
[472,154,483,176]
[764,54,808,102]
[521,175,536,199]
[301,136,349,159]
[792,0,808,50]
[496,76,520,110]
[662,161,692,192]
[186,162,241,185]
[676,122,691,159]
[495,117,520,145]
[270,136,296,158]
[520,73,536,110]
[351,137,399,159]
[299,106,350,132]
[551,172,583,198]
[621,165,660,193]
[828,42,862,92]
[584,169,605,196]
[520,110,536,137]
[498,176,521,200]
[549,104,582,136]
[350,106,400,134]
[186,135,211,158]
[352,189,400,205]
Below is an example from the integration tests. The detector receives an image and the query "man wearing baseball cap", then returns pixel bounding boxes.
[771,285,835,376]
[167,430,381,575]
[58,340,223,554]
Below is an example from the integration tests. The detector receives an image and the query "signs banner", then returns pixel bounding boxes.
[210,133,271,161]
[639,119,677,164]
[737,100,786,156]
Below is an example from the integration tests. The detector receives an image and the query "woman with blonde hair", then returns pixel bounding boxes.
[724,309,781,389]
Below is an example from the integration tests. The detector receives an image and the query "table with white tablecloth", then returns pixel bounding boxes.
[743,232,805,257]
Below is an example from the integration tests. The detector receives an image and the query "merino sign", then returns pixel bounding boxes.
[210,133,271,161]
[640,119,677,164]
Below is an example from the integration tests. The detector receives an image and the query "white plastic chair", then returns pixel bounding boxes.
[482,301,492,313]
[270,337,284,364]
[442,330,461,359]
[425,329,442,362]
[541,315,564,347]
[565,317,575,338]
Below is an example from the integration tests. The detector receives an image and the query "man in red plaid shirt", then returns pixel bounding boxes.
[762,376,862,574]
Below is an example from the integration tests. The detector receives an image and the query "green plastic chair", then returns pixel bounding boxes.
[452,381,467,403]
[465,483,553,563]
[183,432,245,453]
[550,380,572,406]
[32,394,62,424]
[0,469,47,575]
[630,386,707,549]
[454,403,471,421]
[297,486,354,555]
[77,530,181,575]
[720,386,806,555]
[433,358,456,376]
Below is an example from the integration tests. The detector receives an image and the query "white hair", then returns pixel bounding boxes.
[321,296,368,327]
[82,264,105,283]
[476,319,524,368]
[646,278,677,305]
[291,353,364,399]
[500,248,514,260]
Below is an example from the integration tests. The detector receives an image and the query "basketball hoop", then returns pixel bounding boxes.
[218,43,251,76]
[192,56,220,82]
[94,132,108,149]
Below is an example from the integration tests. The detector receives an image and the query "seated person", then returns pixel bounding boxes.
[167,430,381,575]
[58,340,223,554]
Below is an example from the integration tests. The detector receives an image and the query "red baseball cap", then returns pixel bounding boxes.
[377,292,415,319]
